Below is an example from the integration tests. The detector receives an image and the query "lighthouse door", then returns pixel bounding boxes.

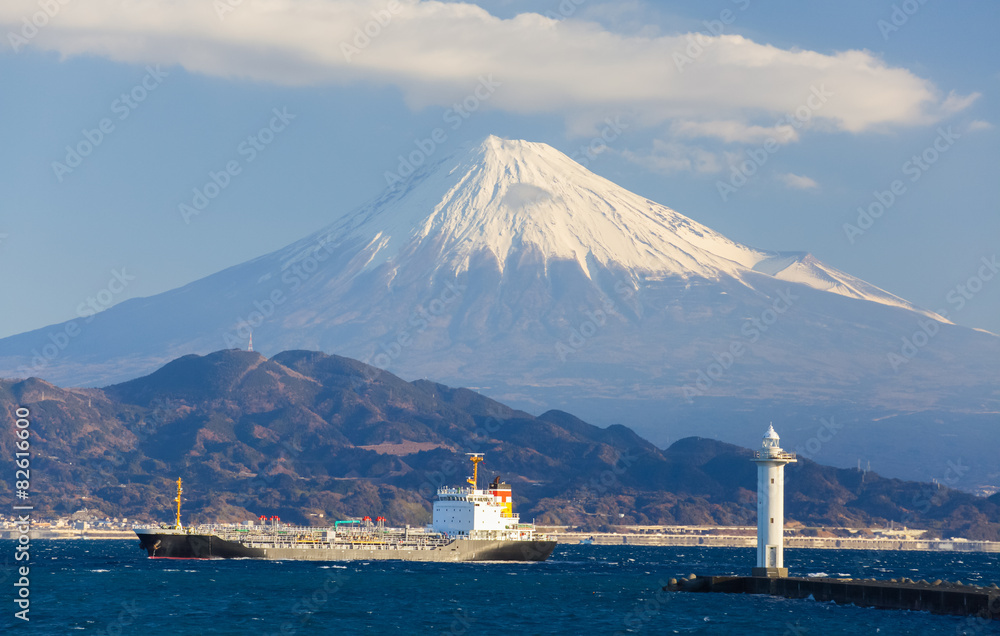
[767,546,777,568]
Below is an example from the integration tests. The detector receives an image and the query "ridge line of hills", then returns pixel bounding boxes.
[2,348,998,539]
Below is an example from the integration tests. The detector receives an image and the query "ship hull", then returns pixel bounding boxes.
[136,530,556,562]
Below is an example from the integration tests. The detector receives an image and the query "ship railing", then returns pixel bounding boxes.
[210,524,454,549]
[151,522,450,541]
[238,536,453,550]
[436,487,474,496]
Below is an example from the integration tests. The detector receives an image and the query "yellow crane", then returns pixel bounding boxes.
[174,477,183,530]
[466,453,484,489]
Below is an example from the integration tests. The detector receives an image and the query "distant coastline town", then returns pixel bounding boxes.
[539,525,1000,552]
[4,513,999,552]
[1,511,136,540]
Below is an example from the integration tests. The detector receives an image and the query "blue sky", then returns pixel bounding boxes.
[1,0,997,340]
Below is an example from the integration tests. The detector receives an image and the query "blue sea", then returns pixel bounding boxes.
[1,540,998,634]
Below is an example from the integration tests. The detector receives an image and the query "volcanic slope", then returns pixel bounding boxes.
[1,136,998,486]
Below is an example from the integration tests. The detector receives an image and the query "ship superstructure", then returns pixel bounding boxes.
[135,454,555,562]
[431,454,534,541]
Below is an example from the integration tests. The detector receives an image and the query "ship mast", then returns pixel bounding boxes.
[466,453,484,490]
[174,477,183,530]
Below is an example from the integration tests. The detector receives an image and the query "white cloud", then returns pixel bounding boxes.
[968,120,994,132]
[938,91,981,117]
[670,120,798,144]
[619,140,721,175]
[777,173,820,190]
[0,0,976,137]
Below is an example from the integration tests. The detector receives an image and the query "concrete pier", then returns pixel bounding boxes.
[666,575,1000,620]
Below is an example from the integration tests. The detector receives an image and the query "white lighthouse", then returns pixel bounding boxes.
[752,424,796,578]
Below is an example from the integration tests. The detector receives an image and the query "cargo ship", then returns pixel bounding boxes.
[135,454,556,562]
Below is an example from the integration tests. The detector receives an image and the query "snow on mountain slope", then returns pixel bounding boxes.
[751,252,947,321]
[277,135,935,317]
[278,136,765,283]
[3,134,998,491]
[0,134,988,418]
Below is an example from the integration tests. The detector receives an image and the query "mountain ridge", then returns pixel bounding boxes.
[1,135,997,489]
[2,348,998,540]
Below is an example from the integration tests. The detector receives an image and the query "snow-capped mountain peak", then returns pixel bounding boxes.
[320,136,765,280]
[1,136,993,478]
[296,135,935,317]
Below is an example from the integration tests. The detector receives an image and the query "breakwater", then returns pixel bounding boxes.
[667,574,1000,620]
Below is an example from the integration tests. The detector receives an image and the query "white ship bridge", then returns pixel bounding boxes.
[431,454,537,541]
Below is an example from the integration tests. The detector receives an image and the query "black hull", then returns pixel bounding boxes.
[137,531,265,559]
[464,540,557,561]
[136,531,556,562]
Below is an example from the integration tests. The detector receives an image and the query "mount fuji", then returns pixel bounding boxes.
[4,136,999,487]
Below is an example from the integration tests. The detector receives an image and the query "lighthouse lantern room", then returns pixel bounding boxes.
[751,424,796,578]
